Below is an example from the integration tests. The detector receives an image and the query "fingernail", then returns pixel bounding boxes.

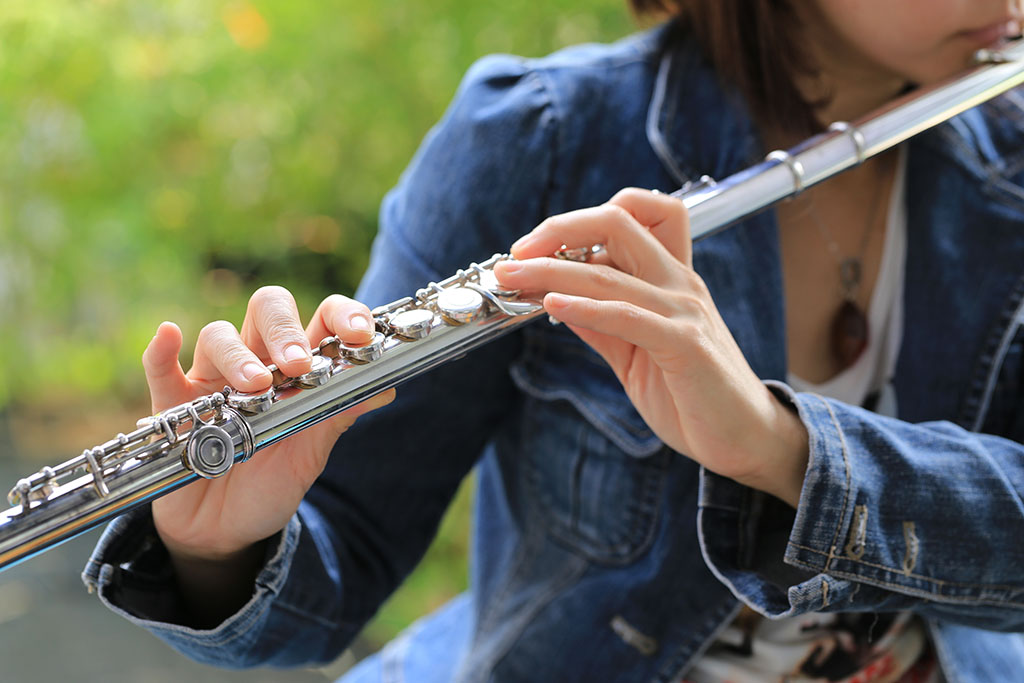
[242,362,268,382]
[511,234,536,252]
[349,314,372,331]
[546,293,571,309]
[284,343,310,363]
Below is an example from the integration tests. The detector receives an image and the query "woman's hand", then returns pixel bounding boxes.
[494,189,809,507]
[142,287,394,623]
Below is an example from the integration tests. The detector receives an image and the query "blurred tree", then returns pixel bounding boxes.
[0,0,633,411]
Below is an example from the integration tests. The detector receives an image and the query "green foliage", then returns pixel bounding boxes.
[0,0,634,649]
[0,0,632,409]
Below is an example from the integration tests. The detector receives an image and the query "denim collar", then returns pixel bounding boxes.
[645,29,761,188]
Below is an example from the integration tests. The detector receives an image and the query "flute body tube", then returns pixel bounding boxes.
[2,40,1023,572]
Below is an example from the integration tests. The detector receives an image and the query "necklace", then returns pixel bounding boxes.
[804,160,891,370]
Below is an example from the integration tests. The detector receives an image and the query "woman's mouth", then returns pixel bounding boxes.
[958,19,1022,48]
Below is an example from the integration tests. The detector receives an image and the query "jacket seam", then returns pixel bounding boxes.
[932,120,1024,212]
[817,395,854,571]
[520,395,667,565]
[657,599,743,683]
[270,599,348,631]
[527,67,562,220]
[472,526,535,642]
[736,485,749,568]
[389,62,559,282]
[646,48,692,186]
[788,544,1024,592]
[935,125,984,178]
[984,172,1024,211]
[474,451,586,648]
[787,556,1024,609]
[474,541,589,680]
[529,36,656,75]
[386,218,446,285]
[485,561,589,679]
[968,276,1024,431]
[958,270,1024,429]
[97,583,270,648]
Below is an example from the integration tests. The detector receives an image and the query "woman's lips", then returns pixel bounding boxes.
[958,20,1021,48]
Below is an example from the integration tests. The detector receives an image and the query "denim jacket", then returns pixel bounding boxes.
[84,24,1024,683]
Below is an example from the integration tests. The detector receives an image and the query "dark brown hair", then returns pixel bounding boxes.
[630,0,821,136]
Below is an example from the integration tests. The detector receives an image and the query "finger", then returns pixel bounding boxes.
[141,322,194,413]
[544,292,686,362]
[306,294,376,347]
[295,388,399,480]
[607,187,692,266]
[509,204,677,285]
[190,320,274,392]
[241,285,312,377]
[561,321,635,376]
[302,388,398,455]
[337,387,397,423]
[494,257,674,317]
[324,388,397,439]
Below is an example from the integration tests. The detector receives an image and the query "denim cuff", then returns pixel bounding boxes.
[700,378,1024,632]
[697,380,863,618]
[82,507,302,667]
[773,381,866,578]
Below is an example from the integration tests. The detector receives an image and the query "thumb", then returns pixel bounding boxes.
[319,388,397,443]
[300,389,398,477]
[141,321,194,413]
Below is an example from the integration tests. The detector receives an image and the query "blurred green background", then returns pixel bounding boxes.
[0,0,640,662]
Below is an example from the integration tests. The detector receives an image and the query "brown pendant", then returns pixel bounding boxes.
[831,299,868,369]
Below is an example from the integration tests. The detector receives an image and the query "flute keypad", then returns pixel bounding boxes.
[341,332,386,363]
[389,308,435,340]
[437,287,484,324]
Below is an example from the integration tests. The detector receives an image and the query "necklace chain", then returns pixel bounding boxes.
[804,155,892,303]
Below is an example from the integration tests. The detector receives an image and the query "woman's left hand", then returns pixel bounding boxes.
[494,188,809,507]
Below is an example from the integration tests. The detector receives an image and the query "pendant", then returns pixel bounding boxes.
[831,299,868,369]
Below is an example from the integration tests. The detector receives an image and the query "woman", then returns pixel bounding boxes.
[85,1,1024,681]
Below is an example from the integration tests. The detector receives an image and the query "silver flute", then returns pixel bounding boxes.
[2,40,1023,572]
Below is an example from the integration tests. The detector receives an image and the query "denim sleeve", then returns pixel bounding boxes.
[82,54,558,667]
[82,507,308,667]
[698,380,1024,631]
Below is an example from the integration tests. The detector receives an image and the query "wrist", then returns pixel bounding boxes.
[740,387,810,508]
[159,533,257,565]
[152,504,263,565]
[164,538,265,571]
[164,537,269,629]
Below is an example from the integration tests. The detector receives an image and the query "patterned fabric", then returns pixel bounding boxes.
[684,610,940,683]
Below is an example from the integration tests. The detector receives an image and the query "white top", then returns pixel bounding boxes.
[787,147,907,418]
[683,148,947,683]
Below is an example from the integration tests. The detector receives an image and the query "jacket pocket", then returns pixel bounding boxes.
[510,326,669,565]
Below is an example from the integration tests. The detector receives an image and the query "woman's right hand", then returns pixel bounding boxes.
[142,286,394,622]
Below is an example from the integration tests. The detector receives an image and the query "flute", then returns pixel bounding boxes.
[2,39,1023,573]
